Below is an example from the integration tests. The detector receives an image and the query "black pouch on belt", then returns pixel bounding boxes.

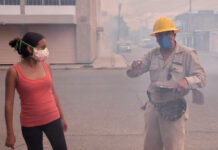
[147,91,187,121]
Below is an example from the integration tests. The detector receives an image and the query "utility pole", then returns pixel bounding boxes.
[20,0,27,37]
[187,0,192,47]
[116,3,122,53]
[189,0,192,13]
[20,0,25,15]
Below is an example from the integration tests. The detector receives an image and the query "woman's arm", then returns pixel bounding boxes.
[5,67,17,149]
[52,85,68,131]
[46,63,67,131]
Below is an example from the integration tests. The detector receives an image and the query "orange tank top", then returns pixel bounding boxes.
[14,62,60,127]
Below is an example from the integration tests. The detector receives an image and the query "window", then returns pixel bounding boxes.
[44,0,59,5]
[61,0,75,5]
[26,0,42,5]
[0,0,76,5]
[0,0,20,5]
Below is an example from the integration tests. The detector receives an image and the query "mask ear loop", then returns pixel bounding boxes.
[19,40,22,53]
[14,39,22,53]
[21,40,38,59]
[15,41,18,50]
[15,40,25,53]
[19,40,34,48]
[18,40,36,59]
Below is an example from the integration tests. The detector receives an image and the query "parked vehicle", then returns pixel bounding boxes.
[139,38,156,48]
[117,42,132,53]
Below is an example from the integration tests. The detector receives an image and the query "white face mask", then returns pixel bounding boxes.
[31,48,49,61]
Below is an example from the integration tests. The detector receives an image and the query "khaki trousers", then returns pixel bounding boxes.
[144,103,186,150]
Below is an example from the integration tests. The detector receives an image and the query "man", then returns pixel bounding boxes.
[127,17,206,150]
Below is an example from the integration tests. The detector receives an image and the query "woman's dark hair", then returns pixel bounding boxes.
[9,32,44,58]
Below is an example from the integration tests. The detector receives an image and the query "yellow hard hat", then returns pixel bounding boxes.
[151,17,179,36]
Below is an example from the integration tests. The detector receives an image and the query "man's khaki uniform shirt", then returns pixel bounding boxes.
[139,43,206,103]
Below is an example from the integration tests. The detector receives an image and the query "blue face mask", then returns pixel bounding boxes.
[158,35,172,50]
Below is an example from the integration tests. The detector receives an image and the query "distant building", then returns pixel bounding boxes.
[175,10,218,52]
[0,0,103,64]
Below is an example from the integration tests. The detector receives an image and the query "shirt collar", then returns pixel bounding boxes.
[174,43,183,54]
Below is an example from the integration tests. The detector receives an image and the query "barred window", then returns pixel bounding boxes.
[26,0,42,5]
[61,0,75,5]
[0,0,20,5]
[44,0,59,5]
[0,0,76,5]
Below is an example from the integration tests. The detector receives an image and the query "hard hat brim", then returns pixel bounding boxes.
[150,28,179,36]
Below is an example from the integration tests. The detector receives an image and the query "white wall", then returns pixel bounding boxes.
[0,24,76,64]
[0,6,76,15]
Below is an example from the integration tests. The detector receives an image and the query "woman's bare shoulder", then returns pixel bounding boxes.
[6,65,17,80]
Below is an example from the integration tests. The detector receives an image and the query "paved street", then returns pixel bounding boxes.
[0,47,218,150]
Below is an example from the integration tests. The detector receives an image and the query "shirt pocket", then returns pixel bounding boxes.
[172,63,183,73]
[172,54,184,73]
[149,61,160,82]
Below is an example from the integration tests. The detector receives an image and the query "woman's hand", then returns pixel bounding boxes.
[61,118,68,132]
[5,134,16,149]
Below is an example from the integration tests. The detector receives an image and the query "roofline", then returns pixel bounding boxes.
[0,14,76,25]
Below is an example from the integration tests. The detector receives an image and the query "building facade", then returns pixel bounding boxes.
[0,0,102,64]
[175,10,218,52]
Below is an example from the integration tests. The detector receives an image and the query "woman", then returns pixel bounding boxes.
[5,32,68,150]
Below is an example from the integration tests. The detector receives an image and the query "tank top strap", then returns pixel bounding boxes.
[41,62,51,76]
[13,64,22,78]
